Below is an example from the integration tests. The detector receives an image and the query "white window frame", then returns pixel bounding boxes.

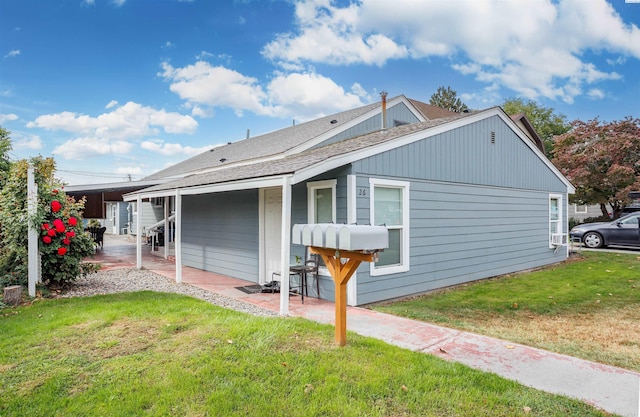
[307,180,337,224]
[369,178,410,276]
[130,202,138,215]
[573,203,587,214]
[549,194,563,248]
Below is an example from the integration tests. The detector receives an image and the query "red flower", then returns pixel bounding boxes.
[47,229,56,237]
[51,200,62,213]
[68,217,78,227]
[66,231,75,238]
[42,236,52,244]
[52,189,58,194]
[53,218,65,233]
[57,247,67,256]
[41,223,50,231]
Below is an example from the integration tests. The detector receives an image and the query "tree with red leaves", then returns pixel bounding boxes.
[552,117,640,218]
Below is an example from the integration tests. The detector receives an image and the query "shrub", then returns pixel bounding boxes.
[0,157,99,290]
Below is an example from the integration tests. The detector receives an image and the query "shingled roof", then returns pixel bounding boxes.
[136,113,468,194]
[408,98,459,119]
[144,100,385,181]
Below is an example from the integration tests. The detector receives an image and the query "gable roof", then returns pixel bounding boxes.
[407,98,460,120]
[144,99,386,181]
[510,113,545,153]
[126,107,574,199]
[143,95,446,182]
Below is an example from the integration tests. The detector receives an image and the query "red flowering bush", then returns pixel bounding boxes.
[0,156,100,289]
[38,189,99,286]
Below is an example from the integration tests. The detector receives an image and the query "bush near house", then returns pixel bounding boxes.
[0,157,99,292]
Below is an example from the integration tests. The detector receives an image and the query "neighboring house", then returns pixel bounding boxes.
[568,203,607,222]
[66,180,165,235]
[123,94,574,314]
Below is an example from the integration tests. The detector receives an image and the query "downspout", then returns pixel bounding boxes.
[380,91,388,130]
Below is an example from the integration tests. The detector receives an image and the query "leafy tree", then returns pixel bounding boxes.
[552,117,640,218]
[429,86,469,113]
[0,126,11,188]
[502,98,570,156]
[0,154,99,289]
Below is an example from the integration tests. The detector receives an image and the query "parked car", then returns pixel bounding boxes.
[621,205,640,215]
[570,212,640,248]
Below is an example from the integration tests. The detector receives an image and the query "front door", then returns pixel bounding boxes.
[264,188,282,283]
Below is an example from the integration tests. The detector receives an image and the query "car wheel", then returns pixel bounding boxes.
[583,232,604,248]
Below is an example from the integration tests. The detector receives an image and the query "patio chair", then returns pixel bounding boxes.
[85,226,107,249]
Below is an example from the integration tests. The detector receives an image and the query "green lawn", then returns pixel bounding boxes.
[374,252,640,371]
[0,291,614,416]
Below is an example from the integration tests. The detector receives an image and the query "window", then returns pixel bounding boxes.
[130,202,137,215]
[370,178,410,275]
[307,180,336,223]
[574,204,587,214]
[549,194,563,247]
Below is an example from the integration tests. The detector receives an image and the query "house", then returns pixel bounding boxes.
[65,180,165,235]
[124,95,574,314]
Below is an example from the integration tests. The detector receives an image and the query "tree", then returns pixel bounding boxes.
[0,126,11,188]
[552,117,640,218]
[429,86,469,113]
[502,98,570,156]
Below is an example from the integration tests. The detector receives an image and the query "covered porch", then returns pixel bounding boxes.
[90,234,327,316]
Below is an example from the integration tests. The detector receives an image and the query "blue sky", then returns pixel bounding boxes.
[1,0,639,185]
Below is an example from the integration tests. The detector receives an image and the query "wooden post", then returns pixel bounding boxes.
[310,247,375,346]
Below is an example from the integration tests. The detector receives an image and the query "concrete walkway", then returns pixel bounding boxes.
[95,235,640,417]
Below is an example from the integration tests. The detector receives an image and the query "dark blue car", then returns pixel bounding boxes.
[570,212,640,248]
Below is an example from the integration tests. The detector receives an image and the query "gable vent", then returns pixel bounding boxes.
[490,131,496,144]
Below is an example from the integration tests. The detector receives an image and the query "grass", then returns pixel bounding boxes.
[0,291,615,416]
[373,251,640,372]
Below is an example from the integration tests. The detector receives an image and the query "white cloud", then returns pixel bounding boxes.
[4,50,21,58]
[262,0,407,66]
[196,51,215,60]
[52,137,133,160]
[0,113,18,123]
[261,0,640,103]
[266,72,366,120]
[161,60,368,121]
[160,61,270,115]
[111,0,126,6]
[28,101,197,139]
[163,41,175,49]
[12,132,43,150]
[28,101,197,160]
[140,140,212,156]
[105,100,118,109]
[587,89,605,100]
[115,166,144,175]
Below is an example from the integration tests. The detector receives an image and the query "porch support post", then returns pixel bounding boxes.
[136,195,142,269]
[175,190,183,284]
[163,195,169,259]
[279,176,292,315]
[346,174,357,306]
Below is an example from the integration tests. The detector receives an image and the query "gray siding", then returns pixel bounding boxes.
[130,201,163,236]
[181,190,259,281]
[290,167,351,300]
[313,102,420,149]
[353,115,566,193]
[350,116,569,304]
